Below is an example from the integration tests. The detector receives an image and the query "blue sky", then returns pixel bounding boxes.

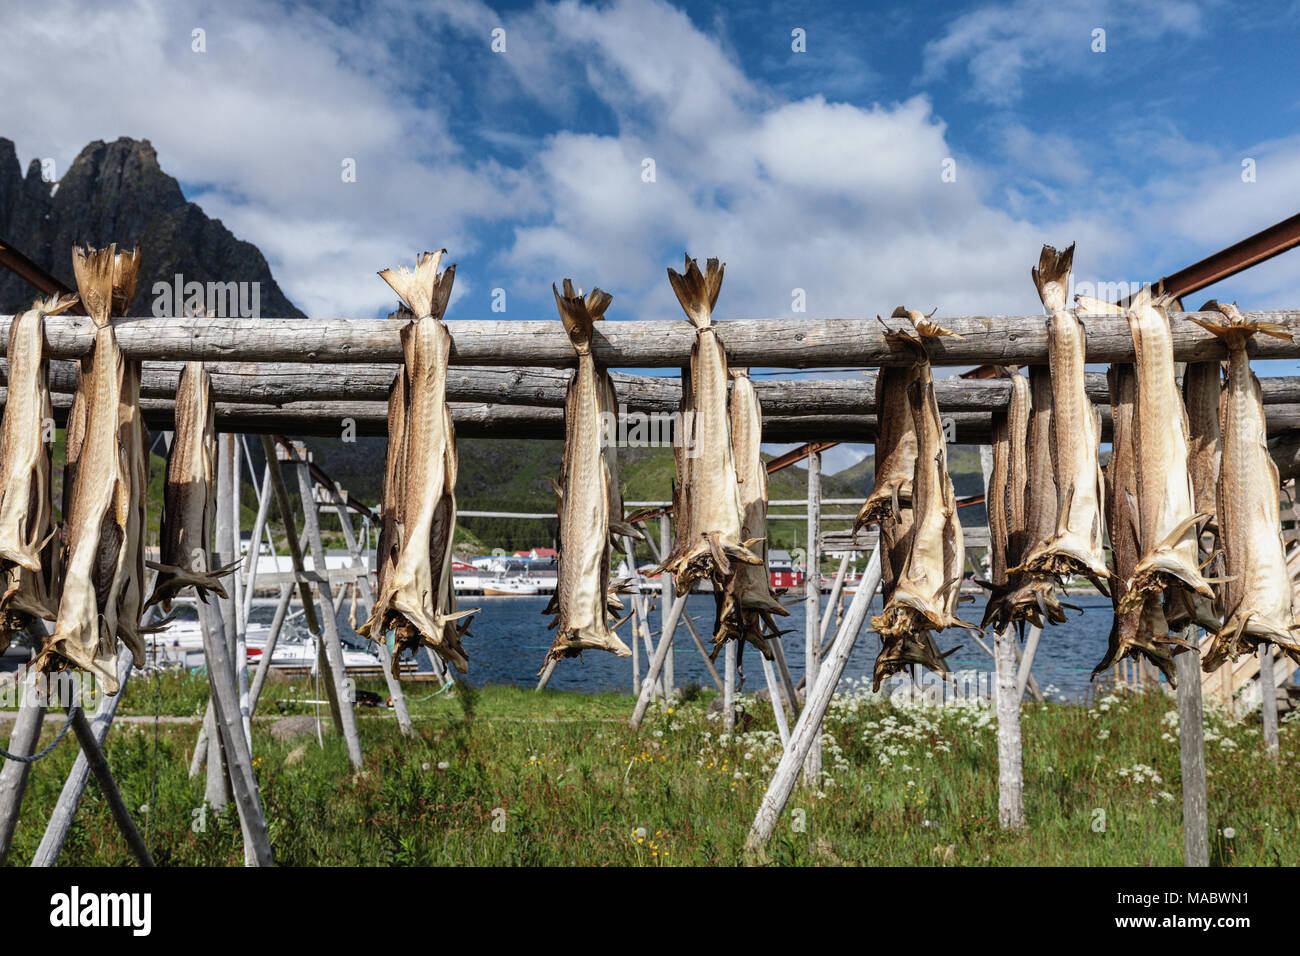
[3,0,1299,470]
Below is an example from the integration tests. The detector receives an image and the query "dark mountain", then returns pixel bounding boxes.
[0,137,301,317]
[834,443,989,526]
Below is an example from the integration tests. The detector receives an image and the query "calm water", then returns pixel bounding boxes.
[255,592,1168,700]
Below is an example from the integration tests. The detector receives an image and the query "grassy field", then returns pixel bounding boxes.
[3,673,1295,866]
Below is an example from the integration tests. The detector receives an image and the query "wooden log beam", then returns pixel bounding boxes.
[3,311,1300,367]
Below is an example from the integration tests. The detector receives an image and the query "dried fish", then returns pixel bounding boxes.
[1092,364,1186,683]
[710,368,789,658]
[145,362,239,612]
[38,245,144,694]
[1094,291,1216,623]
[1000,365,1069,628]
[870,309,970,688]
[1192,301,1300,669]
[655,256,761,594]
[980,368,1030,632]
[358,251,476,673]
[541,281,632,668]
[1013,245,1109,594]
[0,293,77,650]
[854,362,919,533]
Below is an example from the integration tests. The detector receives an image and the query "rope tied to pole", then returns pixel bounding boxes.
[0,705,79,764]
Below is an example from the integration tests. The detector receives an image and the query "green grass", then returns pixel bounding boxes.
[4,675,1294,866]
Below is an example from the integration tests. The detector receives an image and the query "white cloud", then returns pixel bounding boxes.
[921,0,1205,105]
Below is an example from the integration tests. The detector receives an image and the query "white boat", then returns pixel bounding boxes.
[480,559,544,596]
[144,601,383,673]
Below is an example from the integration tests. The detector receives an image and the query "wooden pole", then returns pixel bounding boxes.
[32,652,133,866]
[759,649,791,746]
[67,708,153,867]
[659,517,675,696]
[7,309,1300,366]
[995,626,1026,830]
[239,460,275,627]
[804,451,822,783]
[639,530,724,692]
[318,475,413,735]
[1175,634,1210,867]
[0,663,46,862]
[292,454,364,768]
[818,552,851,649]
[629,593,689,729]
[1260,642,1280,759]
[218,435,253,753]
[746,547,881,850]
[723,640,737,734]
[249,583,295,713]
[195,578,275,867]
[1015,624,1042,703]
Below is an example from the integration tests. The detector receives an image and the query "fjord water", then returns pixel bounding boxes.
[274,592,1197,700]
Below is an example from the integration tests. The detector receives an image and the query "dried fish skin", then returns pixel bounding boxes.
[1192,301,1300,668]
[871,629,955,692]
[871,310,972,672]
[854,363,919,532]
[980,368,1030,632]
[655,255,760,594]
[1114,291,1215,621]
[1001,365,1069,628]
[145,362,237,612]
[710,369,788,658]
[39,245,142,694]
[1092,364,1188,684]
[358,252,476,673]
[372,306,414,618]
[1015,245,1110,594]
[0,294,76,649]
[542,281,631,668]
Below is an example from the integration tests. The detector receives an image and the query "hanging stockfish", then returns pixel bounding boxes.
[1012,245,1109,594]
[870,308,970,689]
[1084,290,1217,625]
[37,245,144,694]
[853,360,920,534]
[540,281,634,669]
[145,362,240,612]
[710,368,789,659]
[0,293,78,651]
[1092,364,1187,683]
[980,368,1030,632]
[358,251,475,674]
[1192,301,1300,669]
[654,255,761,595]
[998,365,1070,627]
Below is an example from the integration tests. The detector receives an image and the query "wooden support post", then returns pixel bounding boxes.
[1016,625,1042,702]
[759,648,791,746]
[535,660,557,691]
[1175,634,1209,867]
[804,450,822,782]
[723,640,737,734]
[746,548,881,850]
[630,593,689,729]
[659,517,674,695]
[640,530,723,692]
[292,452,364,768]
[218,435,253,753]
[32,652,133,866]
[995,626,1026,830]
[818,552,851,650]
[0,663,46,862]
[319,476,413,736]
[195,581,276,866]
[1260,642,1280,759]
[769,634,798,714]
[240,461,275,627]
[250,583,295,713]
[68,708,153,867]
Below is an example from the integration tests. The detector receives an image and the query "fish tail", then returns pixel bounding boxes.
[111,248,141,315]
[891,305,961,341]
[378,249,455,319]
[552,280,613,354]
[35,291,80,316]
[1031,243,1074,312]
[70,245,118,327]
[667,254,724,329]
[1191,299,1293,348]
